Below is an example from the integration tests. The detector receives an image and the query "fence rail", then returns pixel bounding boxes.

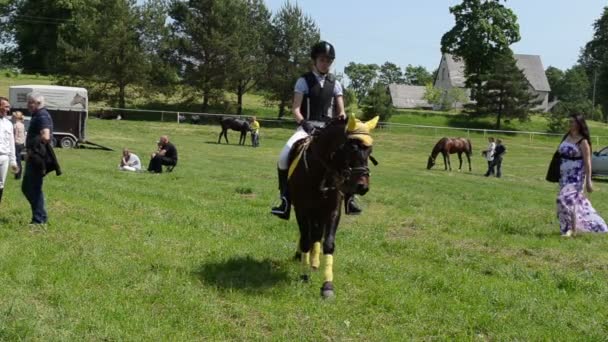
[88,106,608,146]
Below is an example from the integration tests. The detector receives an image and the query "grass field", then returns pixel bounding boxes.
[2,118,608,340]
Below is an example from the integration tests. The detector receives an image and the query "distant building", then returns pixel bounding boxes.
[388,84,432,110]
[434,53,552,112]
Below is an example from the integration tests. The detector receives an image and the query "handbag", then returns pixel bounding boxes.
[546,150,561,183]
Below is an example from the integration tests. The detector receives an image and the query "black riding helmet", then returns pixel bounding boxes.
[310,41,336,60]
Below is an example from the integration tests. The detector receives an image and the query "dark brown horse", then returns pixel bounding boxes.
[218,117,251,145]
[426,137,472,171]
[288,114,379,298]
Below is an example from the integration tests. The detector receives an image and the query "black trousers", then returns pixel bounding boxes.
[485,160,495,176]
[147,156,176,173]
[15,144,24,179]
[493,157,503,178]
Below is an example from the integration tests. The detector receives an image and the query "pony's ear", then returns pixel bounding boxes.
[346,113,357,132]
[365,116,380,131]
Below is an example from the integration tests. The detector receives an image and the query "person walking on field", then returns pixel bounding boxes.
[491,139,507,178]
[270,41,362,220]
[22,93,61,225]
[483,137,496,177]
[13,111,26,180]
[557,114,607,237]
[0,97,19,205]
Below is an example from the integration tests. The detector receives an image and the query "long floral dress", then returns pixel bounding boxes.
[556,141,608,234]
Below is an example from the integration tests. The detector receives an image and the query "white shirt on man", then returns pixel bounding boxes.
[0,116,17,166]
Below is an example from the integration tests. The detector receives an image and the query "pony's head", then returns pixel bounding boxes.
[316,114,379,196]
[427,156,435,170]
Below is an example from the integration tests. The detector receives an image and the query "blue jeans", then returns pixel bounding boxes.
[21,163,47,224]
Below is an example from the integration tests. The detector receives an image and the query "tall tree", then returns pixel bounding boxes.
[404,64,433,86]
[580,6,608,118]
[378,62,404,85]
[58,0,158,109]
[476,52,537,129]
[559,65,591,103]
[545,66,564,102]
[344,62,379,104]
[441,0,521,113]
[263,2,320,117]
[170,0,243,111]
[227,0,272,115]
[1,0,81,74]
[361,83,393,122]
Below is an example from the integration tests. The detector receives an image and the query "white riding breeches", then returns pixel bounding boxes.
[278,126,310,170]
[0,155,9,189]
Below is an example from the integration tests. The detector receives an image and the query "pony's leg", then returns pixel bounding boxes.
[467,153,472,172]
[443,153,448,170]
[447,154,452,171]
[224,131,229,144]
[218,129,224,144]
[458,153,463,171]
[321,208,340,298]
[296,212,312,282]
[311,241,322,270]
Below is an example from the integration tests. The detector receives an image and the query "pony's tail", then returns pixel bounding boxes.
[467,139,473,155]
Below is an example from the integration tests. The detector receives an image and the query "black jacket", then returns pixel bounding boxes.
[28,137,62,176]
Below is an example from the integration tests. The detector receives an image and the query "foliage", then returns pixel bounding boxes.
[261,2,319,117]
[423,83,442,108]
[361,83,393,122]
[476,52,538,129]
[441,0,521,112]
[404,64,433,86]
[580,6,608,118]
[545,66,564,102]
[344,62,379,104]
[57,0,159,109]
[378,62,404,85]
[442,87,469,111]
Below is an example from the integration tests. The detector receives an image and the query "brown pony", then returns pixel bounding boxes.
[426,137,472,171]
[288,114,379,298]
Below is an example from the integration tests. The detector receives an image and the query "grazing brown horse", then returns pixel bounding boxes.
[218,117,251,145]
[288,114,379,298]
[426,137,472,171]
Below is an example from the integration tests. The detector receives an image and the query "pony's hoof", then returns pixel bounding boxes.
[300,274,310,282]
[321,281,334,299]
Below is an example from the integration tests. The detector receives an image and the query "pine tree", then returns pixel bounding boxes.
[476,52,539,129]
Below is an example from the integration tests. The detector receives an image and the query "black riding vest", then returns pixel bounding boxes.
[300,72,336,122]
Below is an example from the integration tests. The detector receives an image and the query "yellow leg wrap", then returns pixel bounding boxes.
[301,252,310,274]
[311,242,321,269]
[323,255,334,283]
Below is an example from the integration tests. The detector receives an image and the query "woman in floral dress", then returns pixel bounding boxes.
[557,114,608,236]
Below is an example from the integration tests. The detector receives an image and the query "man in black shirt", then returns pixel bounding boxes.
[147,135,178,173]
[492,139,507,178]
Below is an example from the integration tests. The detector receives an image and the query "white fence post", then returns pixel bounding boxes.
[177,112,180,124]
[161,112,164,122]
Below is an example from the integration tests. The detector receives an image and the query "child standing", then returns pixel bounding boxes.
[250,116,260,147]
[483,137,496,177]
[493,139,507,178]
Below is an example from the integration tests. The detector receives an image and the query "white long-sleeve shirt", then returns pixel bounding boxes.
[0,116,16,165]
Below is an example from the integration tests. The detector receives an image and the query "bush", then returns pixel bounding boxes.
[361,83,394,122]
[546,100,603,133]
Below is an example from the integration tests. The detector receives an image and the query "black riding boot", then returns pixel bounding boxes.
[0,188,3,204]
[271,169,290,220]
[345,195,362,215]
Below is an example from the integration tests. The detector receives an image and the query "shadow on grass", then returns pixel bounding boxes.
[193,256,289,293]
[204,141,253,148]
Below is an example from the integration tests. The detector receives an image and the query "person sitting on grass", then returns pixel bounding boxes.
[249,116,260,147]
[118,148,141,172]
[147,135,178,173]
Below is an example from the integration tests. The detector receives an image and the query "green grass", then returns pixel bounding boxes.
[2,119,608,339]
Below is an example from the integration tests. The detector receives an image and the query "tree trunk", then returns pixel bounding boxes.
[237,83,244,115]
[278,99,286,118]
[202,90,209,112]
[119,82,126,119]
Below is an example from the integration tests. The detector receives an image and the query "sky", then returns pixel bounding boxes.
[264,0,607,74]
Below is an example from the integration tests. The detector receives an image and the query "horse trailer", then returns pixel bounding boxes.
[9,85,88,148]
